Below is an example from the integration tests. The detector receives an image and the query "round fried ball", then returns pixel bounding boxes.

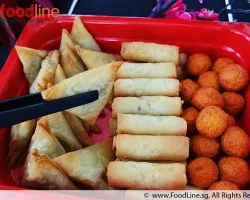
[180,79,199,103]
[227,114,236,127]
[187,157,219,189]
[197,71,220,90]
[196,106,228,139]
[219,64,249,92]
[221,126,250,158]
[190,135,220,158]
[191,87,224,110]
[213,58,234,74]
[182,107,199,134]
[208,181,239,190]
[222,92,245,116]
[187,53,212,76]
[218,157,250,188]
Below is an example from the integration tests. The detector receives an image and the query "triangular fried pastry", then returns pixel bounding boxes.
[15,46,48,85]
[59,29,76,52]
[54,64,66,84]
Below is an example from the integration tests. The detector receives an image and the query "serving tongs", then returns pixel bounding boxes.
[0,91,99,128]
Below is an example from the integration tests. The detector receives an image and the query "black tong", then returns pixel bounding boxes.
[0,91,99,128]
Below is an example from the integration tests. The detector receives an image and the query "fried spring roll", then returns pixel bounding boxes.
[114,78,180,97]
[117,114,187,136]
[109,118,117,137]
[107,161,187,189]
[113,134,189,161]
[112,96,182,118]
[121,42,179,64]
[116,62,177,79]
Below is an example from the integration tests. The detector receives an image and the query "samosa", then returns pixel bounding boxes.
[54,64,66,84]
[22,149,77,190]
[59,29,76,53]
[15,46,48,85]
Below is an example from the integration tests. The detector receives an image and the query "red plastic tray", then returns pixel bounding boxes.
[0,15,250,189]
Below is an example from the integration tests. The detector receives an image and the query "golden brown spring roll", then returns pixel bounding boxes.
[71,16,101,51]
[42,62,122,126]
[121,42,179,64]
[116,62,177,79]
[109,118,117,137]
[15,46,48,85]
[29,117,66,158]
[22,149,77,190]
[63,112,92,147]
[107,161,187,189]
[60,44,85,78]
[112,96,182,118]
[30,50,60,94]
[47,112,82,152]
[113,134,189,161]
[117,114,187,136]
[114,78,180,97]
[53,139,115,189]
[59,29,77,53]
[54,64,66,84]
[76,46,123,69]
[8,120,36,167]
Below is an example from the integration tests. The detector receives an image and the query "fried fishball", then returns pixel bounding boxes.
[180,79,199,103]
[219,157,250,188]
[187,157,219,189]
[197,71,220,91]
[221,126,250,158]
[187,53,212,76]
[191,87,224,110]
[222,92,245,116]
[182,107,199,134]
[219,64,249,92]
[213,58,234,74]
[190,135,220,158]
[208,181,239,190]
[196,106,228,139]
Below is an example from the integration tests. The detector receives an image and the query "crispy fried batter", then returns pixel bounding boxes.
[187,53,212,76]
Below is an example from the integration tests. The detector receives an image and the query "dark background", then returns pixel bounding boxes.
[0,0,250,70]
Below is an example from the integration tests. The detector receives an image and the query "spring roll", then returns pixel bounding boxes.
[116,62,177,79]
[76,46,123,69]
[109,118,117,137]
[63,112,92,147]
[15,46,48,85]
[113,134,189,161]
[112,96,182,118]
[8,120,36,167]
[54,64,66,84]
[47,112,82,152]
[107,161,187,189]
[114,78,180,97]
[30,50,60,94]
[71,16,101,51]
[117,114,187,136]
[41,62,122,126]
[60,44,85,78]
[59,29,77,53]
[121,42,179,64]
[53,139,115,189]
[29,117,66,158]
[22,149,77,190]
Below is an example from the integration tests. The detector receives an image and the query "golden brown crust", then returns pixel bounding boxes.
[218,156,250,188]
[212,58,234,74]
[208,181,239,190]
[187,157,219,189]
[196,106,228,139]
[182,107,199,134]
[190,135,220,158]
[191,87,224,110]
[180,79,199,103]
[221,126,250,158]
[222,92,245,116]
[197,71,220,91]
[219,64,249,92]
[187,53,212,76]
